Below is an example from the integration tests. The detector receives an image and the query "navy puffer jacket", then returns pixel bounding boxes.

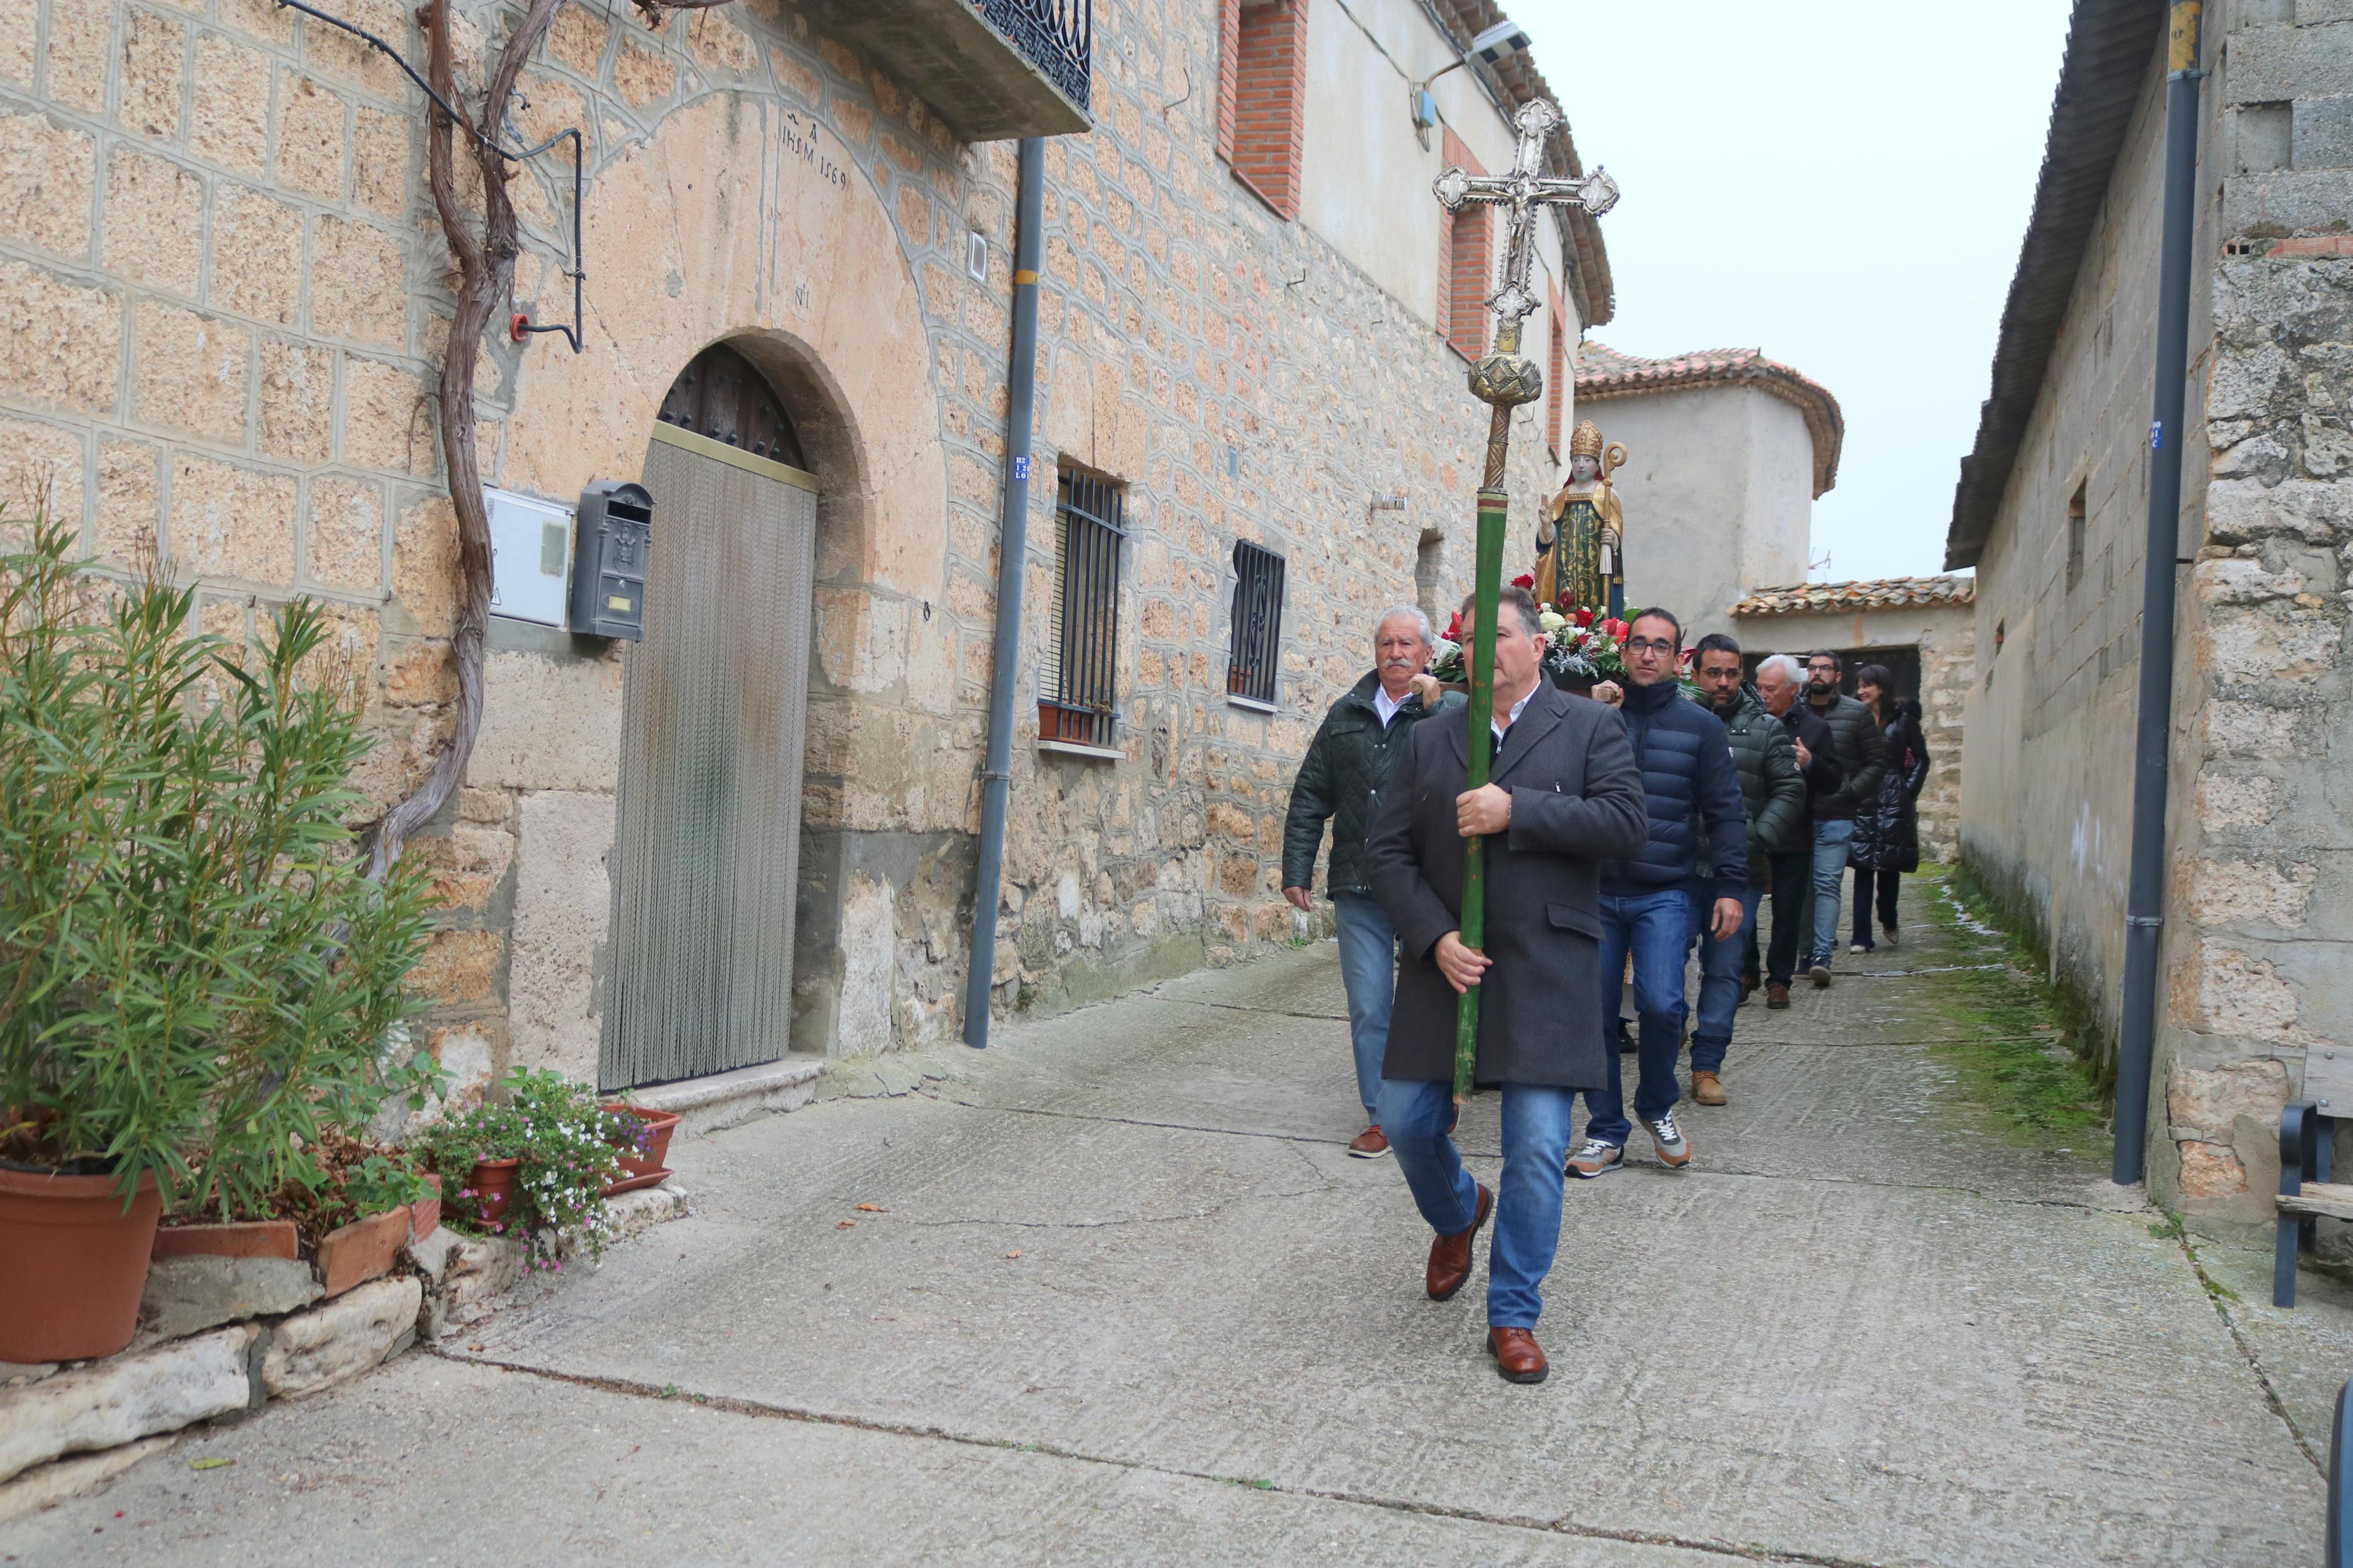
[1599,677,1749,900]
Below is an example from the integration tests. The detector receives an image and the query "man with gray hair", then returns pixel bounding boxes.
[1751,653,1844,1009]
[1284,605,1462,1157]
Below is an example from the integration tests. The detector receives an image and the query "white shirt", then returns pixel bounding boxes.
[1373,685,1406,727]
[1490,687,1536,745]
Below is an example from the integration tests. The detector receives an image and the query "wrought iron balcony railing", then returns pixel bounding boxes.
[977,0,1091,118]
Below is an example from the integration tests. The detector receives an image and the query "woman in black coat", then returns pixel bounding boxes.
[1846,667,1930,951]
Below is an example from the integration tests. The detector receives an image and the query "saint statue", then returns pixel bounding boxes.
[1534,420,1628,618]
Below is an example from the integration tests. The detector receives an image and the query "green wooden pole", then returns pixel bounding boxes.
[1452,487,1507,1104]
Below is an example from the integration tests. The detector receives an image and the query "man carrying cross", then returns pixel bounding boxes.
[1359,99,1641,1384]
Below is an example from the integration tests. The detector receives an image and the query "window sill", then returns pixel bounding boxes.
[1037,738,1124,762]
[1225,694,1277,715]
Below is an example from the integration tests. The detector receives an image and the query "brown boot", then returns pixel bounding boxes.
[1487,1327,1548,1384]
[1692,1071,1728,1107]
[1425,1183,1493,1302]
[1766,982,1790,1010]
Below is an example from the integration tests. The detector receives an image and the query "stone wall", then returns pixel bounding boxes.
[0,0,1584,1090]
[1731,600,1975,860]
[1959,0,2353,1228]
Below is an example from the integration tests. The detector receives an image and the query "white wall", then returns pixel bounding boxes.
[1578,383,1813,638]
[1297,0,1568,347]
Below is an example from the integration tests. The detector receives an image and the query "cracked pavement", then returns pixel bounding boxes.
[3,897,2333,1564]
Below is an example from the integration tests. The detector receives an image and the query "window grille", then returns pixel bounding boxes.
[1040,468,1124,748]
[1226,541,1286,707]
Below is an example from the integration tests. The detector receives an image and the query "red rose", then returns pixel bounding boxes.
[1573,607,1594,628]
[1443,611,1462,641]
[1510,573,1535,590]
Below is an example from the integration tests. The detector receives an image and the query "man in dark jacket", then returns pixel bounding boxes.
[1567,608,1747,1180]
[1688,634,1802,1105]
[1801,650,1889,987]
[1752,655,1842,1005]
[1283,605,1461,1158]
[1364,586,1646,1383]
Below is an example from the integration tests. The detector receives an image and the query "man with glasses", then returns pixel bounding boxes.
[1568,608,1746,1179]
[1799,649,1888,987]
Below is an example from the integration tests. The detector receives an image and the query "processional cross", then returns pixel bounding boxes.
[1432,97,1620,1103]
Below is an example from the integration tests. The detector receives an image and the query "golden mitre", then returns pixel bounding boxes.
[1568,420,1605,460]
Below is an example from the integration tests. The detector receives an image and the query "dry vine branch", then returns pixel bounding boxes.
[374,0,737,877]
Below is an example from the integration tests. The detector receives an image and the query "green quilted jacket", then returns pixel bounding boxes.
[1282,673,1462,898]
[1714,685,1808,883]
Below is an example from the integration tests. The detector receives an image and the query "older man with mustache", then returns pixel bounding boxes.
[1283,605,1463,1158]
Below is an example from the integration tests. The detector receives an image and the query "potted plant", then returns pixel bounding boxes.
[598,1102,680,1194]
[421,1069,622,1269]
[0,515,438,1361]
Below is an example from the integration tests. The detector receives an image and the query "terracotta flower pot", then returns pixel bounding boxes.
[467,1157,523,1228]
[151,1218,300,1261]
[604,1105,680,1182]
[314,1206,410,1298]
[0,1165,162,1363]
[409,1172,442,1242]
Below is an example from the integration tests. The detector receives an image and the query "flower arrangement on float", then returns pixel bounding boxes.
[1426,576,1641,686]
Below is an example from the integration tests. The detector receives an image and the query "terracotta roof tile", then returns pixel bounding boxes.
[1732,576,1976,616]
[1574,342,1845,498]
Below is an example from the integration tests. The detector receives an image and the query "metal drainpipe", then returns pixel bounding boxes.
[2113,2,2204,1186]
[963,136,1046,1050]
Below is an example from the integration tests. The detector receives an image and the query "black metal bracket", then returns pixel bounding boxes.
[274,0,585,354]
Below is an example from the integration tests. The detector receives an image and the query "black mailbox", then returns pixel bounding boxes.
[569,480,652,641]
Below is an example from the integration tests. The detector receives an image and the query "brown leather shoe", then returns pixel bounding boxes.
[1487,1327,1548,1384]
[1766,982,1790,1010]
[1425,1183,1492,1302]
[1692,1071,1727,1107]
[1347,1125,1391,1159]
[1739,976,1755,1002]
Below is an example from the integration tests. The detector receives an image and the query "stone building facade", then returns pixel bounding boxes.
[1731,578,1976,861]
[1946,0,2352,1226]
[0,0,1612,1093]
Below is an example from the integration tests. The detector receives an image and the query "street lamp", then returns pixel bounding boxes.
[1410,22,1532,148]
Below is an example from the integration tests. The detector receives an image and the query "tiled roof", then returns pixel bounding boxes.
[1428,0,1614,328]
[1945,1,2159,570]
[1574,343,1845,498]
[1733,576,1976,616]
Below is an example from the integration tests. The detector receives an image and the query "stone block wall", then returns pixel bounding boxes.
[1960,0,2353,1229]
[0,0,1578,1089]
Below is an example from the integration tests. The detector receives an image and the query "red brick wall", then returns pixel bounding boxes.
[1439,129,1489,360]
[1216,0,1240,165]
[1229,0,1308,219]
[1547,279,1566,456]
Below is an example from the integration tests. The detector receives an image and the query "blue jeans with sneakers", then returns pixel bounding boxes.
[1579,887,1692,1147]
[1691,883,1763,1075]
[1375,1076,1578,1328]
[1330,892,1396,1121]
[1809,819,1857,965]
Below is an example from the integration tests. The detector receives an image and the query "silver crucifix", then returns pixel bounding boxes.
[1433,98,1619,411]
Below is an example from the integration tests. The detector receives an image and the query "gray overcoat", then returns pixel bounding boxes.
[1363,684,1648,1091]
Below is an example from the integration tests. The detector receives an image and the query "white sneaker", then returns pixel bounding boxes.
[1566,1139,1623,1179]
[1644,1111,1692,1168]
[1848,942,1869,954]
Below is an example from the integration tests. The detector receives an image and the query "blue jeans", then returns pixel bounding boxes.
[1809,820,1857,964]
[1580,887,1692,1146]
[1691,883,1763,1074]
[1332,892,1396,1121]
[1375,1076,1579,1328]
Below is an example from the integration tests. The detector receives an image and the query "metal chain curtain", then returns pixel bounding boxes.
[1040,468,1124,748]
[1225,541,1286,705]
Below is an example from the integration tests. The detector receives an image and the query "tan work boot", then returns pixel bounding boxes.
[1692,1071,1728,1107]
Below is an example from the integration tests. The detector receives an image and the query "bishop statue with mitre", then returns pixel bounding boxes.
[1533,419,1627,620]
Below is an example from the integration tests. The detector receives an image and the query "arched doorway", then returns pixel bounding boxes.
[599,343,820,1090]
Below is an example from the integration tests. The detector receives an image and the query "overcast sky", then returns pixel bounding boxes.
[1516,0,2077,584]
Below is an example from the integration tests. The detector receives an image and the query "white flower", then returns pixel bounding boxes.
[1538,610,1566,632]
[1433,638,1459,660]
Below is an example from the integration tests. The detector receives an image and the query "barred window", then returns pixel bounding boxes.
[1225,541,1286,709]
[1039,468,1125,749]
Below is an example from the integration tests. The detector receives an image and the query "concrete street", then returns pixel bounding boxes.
[1,879,2331,1565]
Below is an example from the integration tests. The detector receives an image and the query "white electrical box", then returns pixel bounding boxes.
[485,487,575,628]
